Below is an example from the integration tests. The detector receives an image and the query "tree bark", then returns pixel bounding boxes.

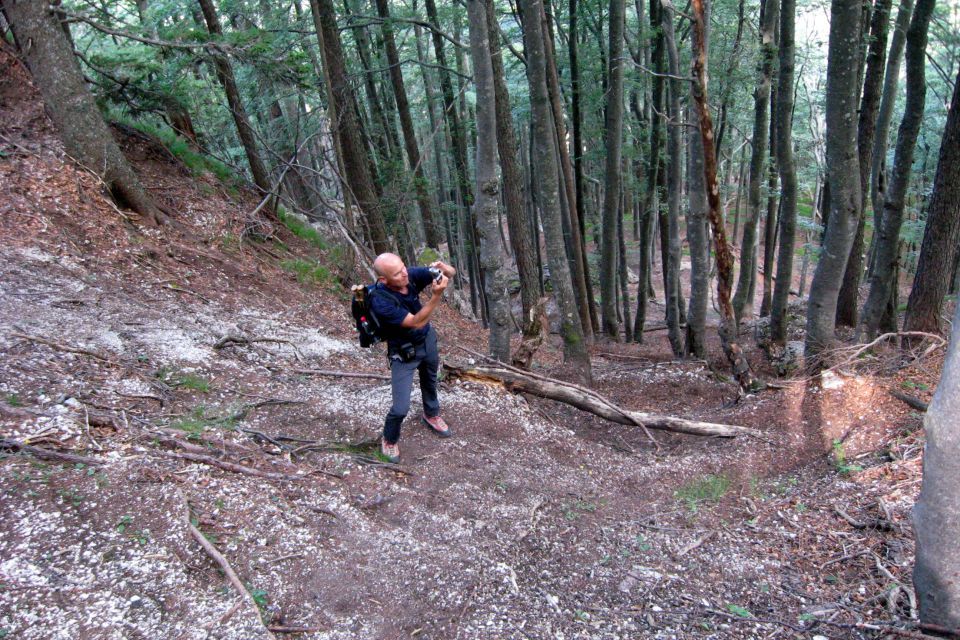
[690,0,760,390]
[540,0,596,338]
[310,0,390,254]
[805,0,863,357]
[913,300,960,629]
[196,0,273,203]
[836,0,893,327]
[520,0,592,384]
[600,0,627,339]
[466,0,511,362]
[769,0,798,346]
[732,0,777,325]
[443,364,760,437]
[661,0,684,357]
[858,0,933,339]
[374,0,442,249]
[4,0,164,224]
[486,0,539,334]
[870,0,913,225]
[634,0,665,342]
[903,67,960,337]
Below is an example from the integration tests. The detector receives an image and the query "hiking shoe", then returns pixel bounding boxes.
[381,439,400,463]
[422,415,453,438]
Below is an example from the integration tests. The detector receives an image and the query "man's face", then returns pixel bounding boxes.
[380,258,408,290]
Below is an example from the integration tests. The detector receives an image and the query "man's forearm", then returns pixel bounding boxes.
[403,294,440,330]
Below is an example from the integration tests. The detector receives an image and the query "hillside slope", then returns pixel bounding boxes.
[0,46,936,639]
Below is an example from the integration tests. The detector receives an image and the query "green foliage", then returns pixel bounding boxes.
[168,405,236,436]
[675,474,731,512]
[4,393,22,407]
[725,604,753,618]
[119,118,239,186]
[278,209,327,251]
[282,259,334,287]
[154,367,211,393]
[831,439,862,475]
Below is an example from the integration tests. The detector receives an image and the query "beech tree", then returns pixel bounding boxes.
[902,64,960,337]
[913,299,960,628]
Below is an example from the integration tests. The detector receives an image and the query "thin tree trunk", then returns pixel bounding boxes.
[805,0,863,357]
[661,0,684,357]
[690,0,760,390]
[759,106,779,317]
[4,0,164,224]
[836,0,893,327]
[617,186,633,341]
[520,0,592,383]
[859,0,934,339]
[374,0,442,249]
[685,96,710,359]
[870,0,914,226]
[540,0,596,337]
[769,0,798,346]
[310,0,389,254]
[600,0,627,339]
[197,0,273,204]
[903,67,960,337]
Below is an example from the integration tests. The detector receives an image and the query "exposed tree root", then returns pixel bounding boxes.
[0,438,106,466]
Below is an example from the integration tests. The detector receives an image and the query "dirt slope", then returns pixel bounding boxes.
[0,46,938,639]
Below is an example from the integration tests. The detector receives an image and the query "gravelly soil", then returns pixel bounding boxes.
[0,47,939,640]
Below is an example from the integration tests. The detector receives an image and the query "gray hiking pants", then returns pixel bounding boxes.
[383,325,440,444]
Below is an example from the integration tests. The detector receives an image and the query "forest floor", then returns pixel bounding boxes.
[0,47,946,639]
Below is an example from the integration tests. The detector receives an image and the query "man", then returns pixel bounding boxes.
[370,252,456,463]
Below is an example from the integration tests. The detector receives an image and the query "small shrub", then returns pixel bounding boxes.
[831,439,862,475]
[282,259,334,287]
[279,209,327,250]
[675,474,730,512]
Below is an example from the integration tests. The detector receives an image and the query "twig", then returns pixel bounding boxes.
[152,450,304,481]
[676,530,715,557]
[268,626,324,634]
[81,404,103,451]
[0,438,106,466]
[11,332,119,365]
[182,494,276,639]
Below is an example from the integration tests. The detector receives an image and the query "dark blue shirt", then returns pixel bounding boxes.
[370,267,435,346]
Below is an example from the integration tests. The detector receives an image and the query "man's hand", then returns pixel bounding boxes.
[432,273,450,295]
[430,260,456,278]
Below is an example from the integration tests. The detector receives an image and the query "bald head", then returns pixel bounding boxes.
[373,253,403,278]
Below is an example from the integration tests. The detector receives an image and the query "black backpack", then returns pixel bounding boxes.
[350,284,390,347]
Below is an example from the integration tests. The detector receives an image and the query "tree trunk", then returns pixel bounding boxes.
[197,0,273,203]
[617,186,633,341]
[374,0,442,249]
[466,0,511,361]
[3,0,164,224]
[731,0,777,327]
[769,0,798,346]
[836,0,893,327]
[805,0,863,357]
[486,0,539,333]
[540,0,596,338]
[310,0,390,254]
[520,0,592,384]
[870,0,914,224]
[913,299,960,629]
[685,97,710,359]
[903,66,960,337]
[759,105,779,317]
[634,0,665,342]
[600,0,627,339]
[690,0,760,390]
[661,0,684,357]
[443,363,760,437]
[858,0,933,339]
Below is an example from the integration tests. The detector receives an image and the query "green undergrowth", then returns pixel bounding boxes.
[675,474,731,512]
[279,208,327,251]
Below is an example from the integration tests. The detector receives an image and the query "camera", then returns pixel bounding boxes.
[428,267,443,282]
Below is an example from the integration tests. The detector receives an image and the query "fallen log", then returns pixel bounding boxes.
[442,363,761,438]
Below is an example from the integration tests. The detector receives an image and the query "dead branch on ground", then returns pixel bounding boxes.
[181,494,277,639]
[0,438,106,466]
[11,332,120,365]
[283,367,390,381]
[152,450,305,481]
[442,362,761,438]
[889,390,928,412]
